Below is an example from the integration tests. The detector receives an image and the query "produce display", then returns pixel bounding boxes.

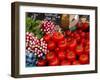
[26,13,90,67]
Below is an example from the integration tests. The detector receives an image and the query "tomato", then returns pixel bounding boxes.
[85,40,89,46]
[65,39,71,48]
[46,52,56,61]
[61,60,71,65]
[77,22,82,29]
[75,45,84,56]
[52,32,64,42]
[58,51,66,60]
[66,37,72,42]
[77,29,82,34]
[74,33,81,43]
[47,41,56,50]
[43,34,51,42]
[69,39,77,50]
[77,22,89,31]
[81,22,89,31]
[81,38,86,46]
[84,45,89,54]
[65,30,71,36]
[58,39,67,50]
[49,57,60,66]
[80,31,85,38]
[37,59,46,66]
[73,31,78,36]
[55,47,60,53]
[85,32,89,40]
[79,54,89,64]
[86,32,89,36]
[66,51,76,61]
[72,60,80,65]
[70,33,74,37]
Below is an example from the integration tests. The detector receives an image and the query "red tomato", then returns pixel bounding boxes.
[74,33,81,43]
[80,31,85,38]
[85,32,90,40]
[72,60,80,65]
[55,47,60,53]
[46,52,56,61]
[66,51,76,61]
[86,32,89,36]
[77,22,89,31]
[77,22,82,29]
[65,30,71,36]
[73,31,78,36]
[37,59,46,66]
[85,52,89,55]
[58,39,67,50]
[85,40,90,46]
[58,51,66,60]
[43,34,51,42]
[52,32,64,42]
[70,33,74,37]
[84,45,89,54]
[75,45,84,56]
[49,57,60,66]
[69,40,77,50]
[81,22,89,31]
[77,29,82,34]
[64,38,71,48]
[61,60,71,65]
[66,37,72,42]
[81,38,86,46]
[79,54,89,64]
[47,41,56,50]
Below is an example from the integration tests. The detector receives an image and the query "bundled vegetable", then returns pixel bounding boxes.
[26,17,44,39]
[41,20,58,35]
[26,32,48,58]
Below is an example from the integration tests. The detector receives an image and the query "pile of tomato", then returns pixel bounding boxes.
[36,29,90,66]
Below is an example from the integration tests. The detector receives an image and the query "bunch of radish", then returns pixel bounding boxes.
[41,20,57,35]
[26,32,48,58]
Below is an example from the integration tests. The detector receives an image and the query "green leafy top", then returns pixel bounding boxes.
[26,17,44,39]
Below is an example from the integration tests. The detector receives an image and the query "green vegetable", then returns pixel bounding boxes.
[26,17,44,39]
